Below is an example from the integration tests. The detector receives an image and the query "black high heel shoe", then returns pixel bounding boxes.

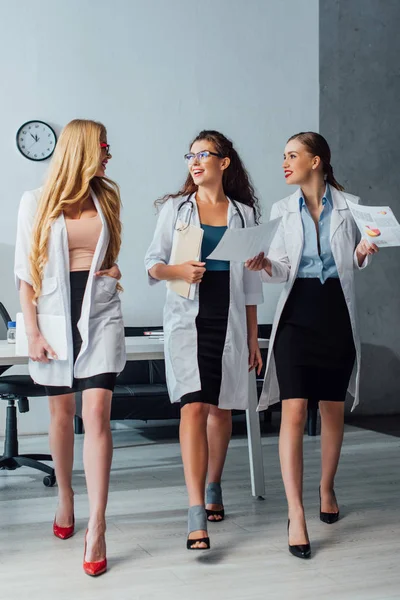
[287,519,311,559]
[319,486,340,524]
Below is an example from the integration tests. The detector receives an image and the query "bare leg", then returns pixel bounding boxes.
[206,406,232,520]
[319,401,344,512]
[81,388,113,562]
[180,402,210,548]
[279,399,309,545]
[48,393,76,526]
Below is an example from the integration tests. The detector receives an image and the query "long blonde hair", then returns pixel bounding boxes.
[30,119,122,301]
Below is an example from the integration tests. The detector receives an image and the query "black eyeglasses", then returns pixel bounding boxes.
[184,150,223,163]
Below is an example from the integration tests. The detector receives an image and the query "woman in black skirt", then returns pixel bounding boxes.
[246,132,379,559]
[145,130,263,549]
[16,120,125,576]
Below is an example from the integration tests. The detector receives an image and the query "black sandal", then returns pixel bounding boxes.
[186,505,210,550]
[206,482,225,522]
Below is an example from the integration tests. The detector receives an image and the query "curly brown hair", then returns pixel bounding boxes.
[156,130,261,221]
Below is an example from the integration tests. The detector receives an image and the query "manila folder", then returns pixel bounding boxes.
[166,223,204,299]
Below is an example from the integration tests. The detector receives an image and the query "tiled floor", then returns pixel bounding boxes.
[1,418,399,600]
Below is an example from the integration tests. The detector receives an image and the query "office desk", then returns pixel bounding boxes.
[0,337,269,497]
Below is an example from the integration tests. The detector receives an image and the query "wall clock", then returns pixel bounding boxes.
[16,120,57,161]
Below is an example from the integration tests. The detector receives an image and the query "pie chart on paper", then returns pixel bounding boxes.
[365,225,381,237]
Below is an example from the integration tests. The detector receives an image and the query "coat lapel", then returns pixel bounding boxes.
[287,188,304,259]
[227,197,243,229]
[190,194,201,227]
[330,185,347,242]
[287,187,303,213]
[91,191,108,272]
[51,209,70,286]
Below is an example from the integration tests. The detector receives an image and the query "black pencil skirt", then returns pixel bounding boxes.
[181,271,230,407]
[274,278,356,403]
[45,271,117,397]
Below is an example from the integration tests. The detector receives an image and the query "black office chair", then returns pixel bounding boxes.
[0,303,56,486]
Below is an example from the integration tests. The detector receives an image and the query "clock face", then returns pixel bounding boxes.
[16,120,57,161]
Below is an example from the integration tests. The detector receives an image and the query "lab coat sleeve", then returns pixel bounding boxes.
[243,208,264,305]
[144,199,175,285]
[260,202,291,284]
[14,191,38,290]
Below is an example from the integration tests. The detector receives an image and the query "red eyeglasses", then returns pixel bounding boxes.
[100,142,110,154]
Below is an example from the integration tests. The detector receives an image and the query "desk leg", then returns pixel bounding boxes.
[246,371,265,499]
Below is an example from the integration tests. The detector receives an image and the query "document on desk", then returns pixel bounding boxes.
[207,217,281,262]
[346,200,400,247]
[166,221,204,299]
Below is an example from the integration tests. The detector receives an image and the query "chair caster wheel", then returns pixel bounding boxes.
[43,474,56,487]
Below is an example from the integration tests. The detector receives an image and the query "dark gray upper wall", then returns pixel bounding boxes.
[320,0,400,414]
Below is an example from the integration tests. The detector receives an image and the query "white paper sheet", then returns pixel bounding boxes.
[346,200,400,247]
[16,313,68,360]
[207,217,281,262]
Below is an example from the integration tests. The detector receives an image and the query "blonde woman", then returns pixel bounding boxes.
[14,119,126,576]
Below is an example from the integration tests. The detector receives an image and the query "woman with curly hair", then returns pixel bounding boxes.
[145,130,263,550]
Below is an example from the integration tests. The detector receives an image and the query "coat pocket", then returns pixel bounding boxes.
[94,275,118,303]
[37,277,60,314]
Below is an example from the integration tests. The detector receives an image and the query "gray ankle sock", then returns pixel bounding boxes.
[188,505,207,534]
[206,482,223,505]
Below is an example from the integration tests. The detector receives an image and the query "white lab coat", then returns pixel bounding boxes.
[144,195,264,409]
[258,185,369,412]
[14,188,126,387]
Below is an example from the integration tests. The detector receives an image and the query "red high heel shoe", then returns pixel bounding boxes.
[53,515,75,540]
[83,530,107,577]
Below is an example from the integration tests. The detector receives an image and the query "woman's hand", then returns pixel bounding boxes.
[178,261,206,284]
[28,331,57,363]
[248,337,263,375]
[355,239,379,266]
[95,264,122,279]
[245,252,271,273]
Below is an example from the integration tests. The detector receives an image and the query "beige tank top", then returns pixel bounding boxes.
[65,214,102,271]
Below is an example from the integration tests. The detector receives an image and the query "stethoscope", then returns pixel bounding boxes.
[174,193,246,231]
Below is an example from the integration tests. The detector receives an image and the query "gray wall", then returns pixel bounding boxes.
[0,0,319,329]
[0,0,319,434]
[320,0,400,414]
